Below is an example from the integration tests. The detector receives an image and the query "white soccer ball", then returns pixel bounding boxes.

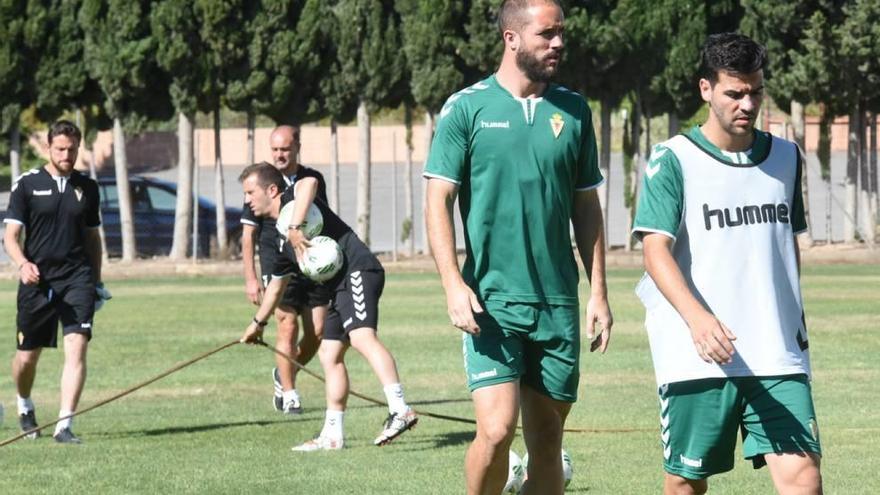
[522,448,573,489]
[298,236,343,282]
[504,450,526,494]
[276,200,323,239]
[561,449,573,487]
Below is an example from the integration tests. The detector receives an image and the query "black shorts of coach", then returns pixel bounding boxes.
[262,274,332,312]
[323,269,384,341]
[16,265,96,350]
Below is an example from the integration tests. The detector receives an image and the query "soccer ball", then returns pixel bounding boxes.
[561,449,573,487]
[276,200,323,239]
[522,448,573,489]
[504,450,525,494]
[298,236,343,282]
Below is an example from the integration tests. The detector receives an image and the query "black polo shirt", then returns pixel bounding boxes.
[240,165,328,276]
[272,189,382,286]
[4,167,101,281]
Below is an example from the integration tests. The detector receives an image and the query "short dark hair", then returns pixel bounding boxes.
[700,33,768,83]
[497,0,561,34]
[238,162,284,190]
[48,120,82,146]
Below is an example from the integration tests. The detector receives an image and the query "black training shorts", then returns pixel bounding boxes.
[16,266,95,350]
[323,269,384,341]
[262,274,331,311]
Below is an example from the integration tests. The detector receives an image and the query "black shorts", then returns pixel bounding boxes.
[324,269,384,341]
[16,267,95,350]
[262,275,332,311]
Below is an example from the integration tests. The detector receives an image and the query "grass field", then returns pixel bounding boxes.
[0,265,877,494]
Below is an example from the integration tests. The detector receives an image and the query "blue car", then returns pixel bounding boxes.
[97,176,242,258]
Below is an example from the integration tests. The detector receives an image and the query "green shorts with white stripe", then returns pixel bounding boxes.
[658,374,821,479]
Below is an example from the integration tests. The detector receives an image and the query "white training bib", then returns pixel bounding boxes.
[636,134,811,386]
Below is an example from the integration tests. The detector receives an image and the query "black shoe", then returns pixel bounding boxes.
[53,428,82,444]
[19,411,40,439]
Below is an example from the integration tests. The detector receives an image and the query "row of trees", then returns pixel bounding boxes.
[2,1,878,260]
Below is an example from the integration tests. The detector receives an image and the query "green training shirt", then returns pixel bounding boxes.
[424,75,604,304]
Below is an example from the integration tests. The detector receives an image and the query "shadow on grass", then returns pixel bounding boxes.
[96,418,293,439]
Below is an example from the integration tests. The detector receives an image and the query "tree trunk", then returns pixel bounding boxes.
[10,121,21,183]
[422,111,435,255]
[84,136,109,262]
[599,99,612,246]
[668,113,680,138]
[356,100,371,246]
[170,112,194,260]
[329,119,340,212]
[791,101,813,246]
[213,108,228,258]
[246,110,255,167]
[858,102,873,245]
[844,108,859,243]
[870,111,878,235]
[818,104,832,243]
[404,104,415,257]
[624,97,642,252]
[113,118,137,261]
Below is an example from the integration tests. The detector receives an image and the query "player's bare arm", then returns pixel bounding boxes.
[286,177,319,261]
[241,276,290,344]
[241,224,262,305]
[572,189,613,353]
[84,227,103,283]
[4,222,40,285]
[425,178,483,335]
[642,233,737,364]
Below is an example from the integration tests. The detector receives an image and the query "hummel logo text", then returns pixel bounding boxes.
[480,120,510,129]
[703,202,790,230]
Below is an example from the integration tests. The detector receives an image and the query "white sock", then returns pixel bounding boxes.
[55,409,74,433]
[320,409,344,440]
[17,396,34,415]
[282,389,300,407]
[383,383,409,415]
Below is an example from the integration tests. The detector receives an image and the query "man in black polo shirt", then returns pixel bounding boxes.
[240,125,330,415]
[3,120,103,444]
[239,163,418,451]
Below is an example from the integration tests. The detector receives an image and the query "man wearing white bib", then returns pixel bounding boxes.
[633,33,822,495]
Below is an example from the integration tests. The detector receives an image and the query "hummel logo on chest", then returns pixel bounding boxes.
[33,190,53,196]
[480,120,510,129]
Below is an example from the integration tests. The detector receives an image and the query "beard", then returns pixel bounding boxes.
[515,48,558,83]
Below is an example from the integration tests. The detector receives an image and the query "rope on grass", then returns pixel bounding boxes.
[0,339,241,447]
[257,341,650,434]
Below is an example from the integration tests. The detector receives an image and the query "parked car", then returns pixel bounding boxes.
[97,175,242,258]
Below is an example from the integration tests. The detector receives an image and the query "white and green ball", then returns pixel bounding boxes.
[276,201,323,239]
[504,450,526,494]
[298,236,343,282]
[522,448,573,489]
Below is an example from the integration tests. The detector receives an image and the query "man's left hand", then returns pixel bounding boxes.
[287,227,311,263]
[240,321,264,344]
[585,295,613,353]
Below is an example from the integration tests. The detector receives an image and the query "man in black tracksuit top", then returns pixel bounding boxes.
[3,121,103,444]
[238,163,418,451]
[240,125,330,415]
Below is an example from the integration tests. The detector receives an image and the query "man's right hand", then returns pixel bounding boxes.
[245,278,263,305]
[445,282,483,335]
[19,261,40,285]
[687,312,737,364]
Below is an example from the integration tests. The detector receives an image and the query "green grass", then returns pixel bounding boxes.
[0,266,877,494]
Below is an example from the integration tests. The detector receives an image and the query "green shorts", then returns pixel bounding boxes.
[462,300,580,402]
[658,374,821,479]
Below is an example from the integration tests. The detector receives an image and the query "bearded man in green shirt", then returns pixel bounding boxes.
[424,1,613,493]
